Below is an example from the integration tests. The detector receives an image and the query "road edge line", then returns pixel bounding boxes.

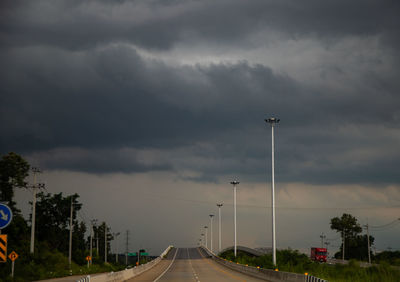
[153,248,179,282]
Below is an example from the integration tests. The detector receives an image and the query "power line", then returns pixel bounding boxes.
[135,190,400,210]
[369,218,400,230]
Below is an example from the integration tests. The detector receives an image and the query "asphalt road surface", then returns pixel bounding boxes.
[127,247,266,282]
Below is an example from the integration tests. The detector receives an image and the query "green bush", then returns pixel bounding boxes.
[219,249,400,282]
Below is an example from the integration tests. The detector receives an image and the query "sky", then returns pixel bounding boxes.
[1,0,400,256]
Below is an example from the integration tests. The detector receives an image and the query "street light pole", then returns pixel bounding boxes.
[265,117,279,266]
[209,215,214,252]
[204,226,208,249]
[217,203,223,253]
[230,181,239,257]
[201,233,205,246]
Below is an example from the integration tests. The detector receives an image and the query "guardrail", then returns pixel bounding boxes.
[77,245,173,282]
[200,246,327,282]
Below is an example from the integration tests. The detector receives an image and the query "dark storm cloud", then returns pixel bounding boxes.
[1,0,400,51]
[1,0,400,184]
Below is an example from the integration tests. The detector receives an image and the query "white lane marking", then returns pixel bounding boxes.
[153,248,179,282]
[187,248,200,282]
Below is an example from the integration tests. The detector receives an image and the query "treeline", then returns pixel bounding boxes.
[0,152,121,281]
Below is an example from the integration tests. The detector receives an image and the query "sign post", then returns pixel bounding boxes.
[86,256,91,268]
[9,251,18,278]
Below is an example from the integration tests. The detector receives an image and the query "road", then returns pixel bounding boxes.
[127,247,266,282]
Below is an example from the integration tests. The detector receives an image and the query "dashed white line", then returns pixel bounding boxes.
[187,248,200,282]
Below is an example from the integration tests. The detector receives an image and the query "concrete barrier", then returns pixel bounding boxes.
[78,245,173,282]
[200,246,327,282]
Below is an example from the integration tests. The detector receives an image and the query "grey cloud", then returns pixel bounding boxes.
[26,147,172,174]
[1,43,399,184]
[1,0,400,51]
[1,1,400,185]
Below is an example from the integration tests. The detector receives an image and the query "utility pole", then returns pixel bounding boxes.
[217,203,223,253]
[104,223,107,263]
[68,196,74,271]
[324,241,330,257]
[30,167,43,254]
[230,181,239,257]
[204,226,208,249]
[342,229,345,261]
[125,230,129,265]
[209,215,214,252]
[90,221,93,265]
[265,117,279,266]
[364,222,371,264]
[113,232,120,263]
[320,232,326,248]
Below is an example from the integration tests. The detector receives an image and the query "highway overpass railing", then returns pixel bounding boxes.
[76,245,173,282]
[200,246,328,282]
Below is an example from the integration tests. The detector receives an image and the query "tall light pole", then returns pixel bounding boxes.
[230,181,239,257]
[265,117,279,266]
[217,203,223,253]
[209,215,214,252]
[201,233,205,246]
[204,226,208,249]
[30,167,44,254]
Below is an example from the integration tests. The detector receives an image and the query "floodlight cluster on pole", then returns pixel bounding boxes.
[265,117,280,266]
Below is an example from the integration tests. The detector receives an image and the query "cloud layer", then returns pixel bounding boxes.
[1,1,400,185]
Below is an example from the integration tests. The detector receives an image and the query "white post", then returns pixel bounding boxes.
[217,204,223,253]
[209,215,214,252]
[266,118,279,266]
[234,185,237,257]
[230,181,239,257]
[11,260,15,278]
[69,197,73,270]
[271,123,276,266]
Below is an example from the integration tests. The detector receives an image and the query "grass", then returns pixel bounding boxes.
[219,249,400,282]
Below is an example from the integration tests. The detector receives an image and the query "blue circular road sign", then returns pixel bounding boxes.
[0,203,13,229]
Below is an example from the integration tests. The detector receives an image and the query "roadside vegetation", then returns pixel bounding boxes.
[220,249,400,282]
[0,152,135,281]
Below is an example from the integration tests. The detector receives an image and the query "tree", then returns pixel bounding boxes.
[0,152,30,210]
[33,192,86,263]
[0,152,30,276]
[330,213,374,260]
